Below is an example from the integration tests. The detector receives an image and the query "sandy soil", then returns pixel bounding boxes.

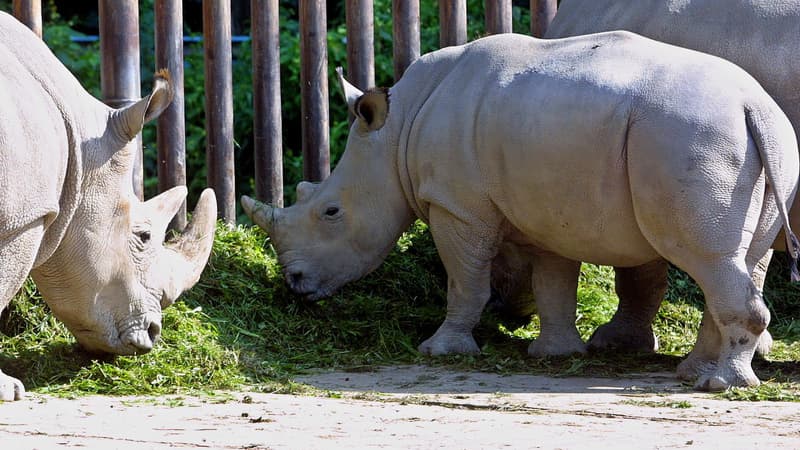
[1,365,799,449]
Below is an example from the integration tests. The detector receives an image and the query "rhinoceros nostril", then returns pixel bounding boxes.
[148,321,162,344]
[289,271,303,285]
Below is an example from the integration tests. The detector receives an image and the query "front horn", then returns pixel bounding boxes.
[241,195,275,233]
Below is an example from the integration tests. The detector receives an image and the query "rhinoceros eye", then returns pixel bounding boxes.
[136,230,151,243]
[324,207,340,217]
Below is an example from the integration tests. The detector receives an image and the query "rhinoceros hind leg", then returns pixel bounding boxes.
[0,369,25,401]
[676,308,721,381]
[587,260,668,353]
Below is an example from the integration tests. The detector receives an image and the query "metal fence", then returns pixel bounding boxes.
[9,0,558,225]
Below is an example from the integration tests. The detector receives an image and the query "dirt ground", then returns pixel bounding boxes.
[1,365,799,449]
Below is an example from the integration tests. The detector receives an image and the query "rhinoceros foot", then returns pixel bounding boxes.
[527,331,586,357]
[418,324,480,356]
[587,322,658,354]
[695,363,760,392]
[0,369,25,401]
[676,354,717,382]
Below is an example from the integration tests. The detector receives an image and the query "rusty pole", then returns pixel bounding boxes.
[346,0,375,91]
[12,0,41,38]
[392,0,420,82]
[531,0,557,38]
[486,0,512,34]
[203,0,236,224]
[252,0,284,206]
[300,0,330,182]
[439,0,466,48]
[99,0,144,200]
[155,0,187,230]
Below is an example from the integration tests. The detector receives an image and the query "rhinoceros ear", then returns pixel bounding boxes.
[336,66,363,112]
[354,88,390,132]
[112,69,174,142]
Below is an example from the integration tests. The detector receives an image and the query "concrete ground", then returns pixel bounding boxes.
[1,365,799,449]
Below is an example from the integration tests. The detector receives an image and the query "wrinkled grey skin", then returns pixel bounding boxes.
[489,0,800,364]
[0,13,217,401]
[245,32,799,391]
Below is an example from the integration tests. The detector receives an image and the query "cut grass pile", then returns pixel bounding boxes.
[0,221,798,400]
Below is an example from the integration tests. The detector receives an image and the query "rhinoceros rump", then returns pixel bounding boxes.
[244,32,799,391]
[0,12,217,401]
[485,0,800,366]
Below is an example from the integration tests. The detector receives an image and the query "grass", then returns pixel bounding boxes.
[0,221,798,400]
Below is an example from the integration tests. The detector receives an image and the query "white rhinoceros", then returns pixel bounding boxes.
[243,31,799,391]
[0,12,217,401]
[485,0,800,367]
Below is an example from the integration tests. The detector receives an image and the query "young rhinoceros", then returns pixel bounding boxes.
[243,31,799,391]
[0,12,216,401]
[486,0,800,371]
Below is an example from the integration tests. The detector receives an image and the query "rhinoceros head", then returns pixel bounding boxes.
[242,70,414,300]
[30,72,217,355]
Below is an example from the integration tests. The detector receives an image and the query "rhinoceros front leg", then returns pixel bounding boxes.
[587,259,668,353]
[0,219,46,401]
[527,252,585,357]
[418,207,497,356]
[0,369,25,401]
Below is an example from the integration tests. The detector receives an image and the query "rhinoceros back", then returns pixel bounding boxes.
[0,13,95,256]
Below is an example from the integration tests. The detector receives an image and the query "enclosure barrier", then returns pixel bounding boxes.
[10,0,558,225]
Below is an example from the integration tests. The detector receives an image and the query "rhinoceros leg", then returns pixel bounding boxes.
[587,259,668,353]
[0,369,25,401]
[418,207,496,356]
[677,250,774,383]
[0,219,44,401]
[526,252,585,357]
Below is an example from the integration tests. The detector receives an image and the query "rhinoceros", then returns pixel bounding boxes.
[0,13,216,401]
[243,31,799,390]
[483,0,800,370]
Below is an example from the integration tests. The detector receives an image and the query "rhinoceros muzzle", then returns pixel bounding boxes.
[117,311,163,355]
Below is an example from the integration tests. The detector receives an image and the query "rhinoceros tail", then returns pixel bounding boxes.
[745,101,800,281]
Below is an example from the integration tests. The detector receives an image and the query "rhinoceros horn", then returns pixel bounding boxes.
[161,188,218,306]
[241,195,275,234]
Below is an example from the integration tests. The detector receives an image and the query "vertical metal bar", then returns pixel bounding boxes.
[99,0,144,201]
[531,0,557,38]
[203,0,236,224]
[300,0,330,182]
[12,0,41,38]
[485,0,512,34]
[346,0,375,91]
[252,0,284,206]
[439,0,466,48]
[155,0,187,230]
[392,0,420,82]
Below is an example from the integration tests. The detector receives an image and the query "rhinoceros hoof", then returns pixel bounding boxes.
[418,331,480,356]
[676,355,717,382]
[527,334,587,357]
[0,370,25,401]
[755,330,773,357]
[694,365,760,392]
[587,323,658,353]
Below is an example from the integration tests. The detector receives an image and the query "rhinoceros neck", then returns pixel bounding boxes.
[392,45,471,222]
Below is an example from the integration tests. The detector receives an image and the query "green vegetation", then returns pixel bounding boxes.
[1,223,798,400]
